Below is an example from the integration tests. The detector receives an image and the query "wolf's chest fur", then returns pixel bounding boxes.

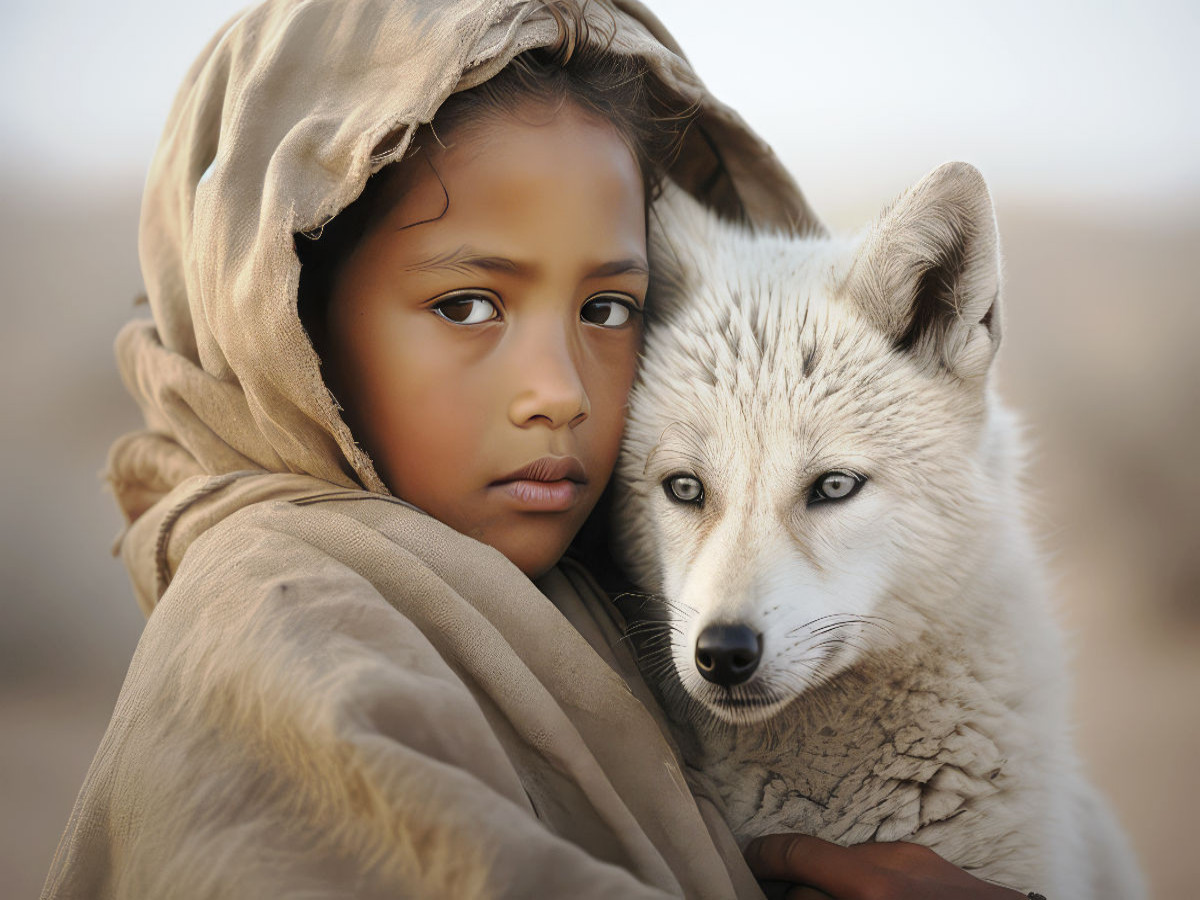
[688,653,1004,838]
[672,646,1040,884]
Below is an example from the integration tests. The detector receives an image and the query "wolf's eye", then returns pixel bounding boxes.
[663,474,704,506]
[809,471,865,504]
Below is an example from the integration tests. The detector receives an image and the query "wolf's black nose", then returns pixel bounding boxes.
[695,624,762,686]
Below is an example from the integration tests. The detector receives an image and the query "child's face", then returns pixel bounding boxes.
[325,101,647,578]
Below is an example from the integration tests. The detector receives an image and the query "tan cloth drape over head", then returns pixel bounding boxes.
[44,1,820,896]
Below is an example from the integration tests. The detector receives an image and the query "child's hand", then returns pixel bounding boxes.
[745,833,1029,900]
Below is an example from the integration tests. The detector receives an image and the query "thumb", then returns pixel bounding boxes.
[744,833,856,896]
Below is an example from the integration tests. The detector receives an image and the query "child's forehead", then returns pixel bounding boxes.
[364,97,630,218]
[429,96,625,161]
[366,102,642,230]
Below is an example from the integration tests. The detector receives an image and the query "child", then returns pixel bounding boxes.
[44,1,1030,897]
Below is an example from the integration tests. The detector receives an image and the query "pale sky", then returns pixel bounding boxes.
[2,0,1196,217]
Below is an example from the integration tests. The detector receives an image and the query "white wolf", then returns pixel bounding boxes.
[613,163,1144,899]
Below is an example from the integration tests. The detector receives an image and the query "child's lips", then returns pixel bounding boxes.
[493,456,587,485]
[491,456,587,512]
[495,478,581,511]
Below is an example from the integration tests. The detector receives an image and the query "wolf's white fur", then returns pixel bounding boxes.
[614,164,1144,899]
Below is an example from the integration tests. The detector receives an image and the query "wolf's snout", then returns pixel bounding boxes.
[695,625,762,686]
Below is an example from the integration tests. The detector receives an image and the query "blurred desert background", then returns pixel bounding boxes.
[2,1,1196,897]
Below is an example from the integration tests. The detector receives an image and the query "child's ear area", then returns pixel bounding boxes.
[646,180,724,321]
[845,161,1003,381]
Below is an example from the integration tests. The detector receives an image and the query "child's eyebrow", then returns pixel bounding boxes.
[588,258,650,279]
[402,245,648,280]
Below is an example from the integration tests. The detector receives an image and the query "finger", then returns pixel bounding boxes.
[759,879,796,900]
[760,880,834,900]
[744,833,858,896]
[785,887,836,900]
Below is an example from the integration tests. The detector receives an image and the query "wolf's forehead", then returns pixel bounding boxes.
[636,278,927,465]
[651,277,888,394]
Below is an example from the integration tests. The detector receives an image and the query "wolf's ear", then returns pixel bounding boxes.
[847,162,1002,380]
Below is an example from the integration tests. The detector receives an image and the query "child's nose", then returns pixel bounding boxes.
[507,320,590,430]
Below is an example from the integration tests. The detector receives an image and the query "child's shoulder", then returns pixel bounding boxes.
[141,491,485,712]
[174,488,444,602]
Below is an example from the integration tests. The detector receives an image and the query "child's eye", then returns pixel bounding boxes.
[431,291,500,325]
[581,294,640,328]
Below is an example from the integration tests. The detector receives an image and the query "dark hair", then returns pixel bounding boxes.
[296,0,695,357]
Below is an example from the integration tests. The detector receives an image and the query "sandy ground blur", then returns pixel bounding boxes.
[1,183,1196,898]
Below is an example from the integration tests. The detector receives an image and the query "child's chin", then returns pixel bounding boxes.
[503,535,574,582]
[522,557,562,582]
